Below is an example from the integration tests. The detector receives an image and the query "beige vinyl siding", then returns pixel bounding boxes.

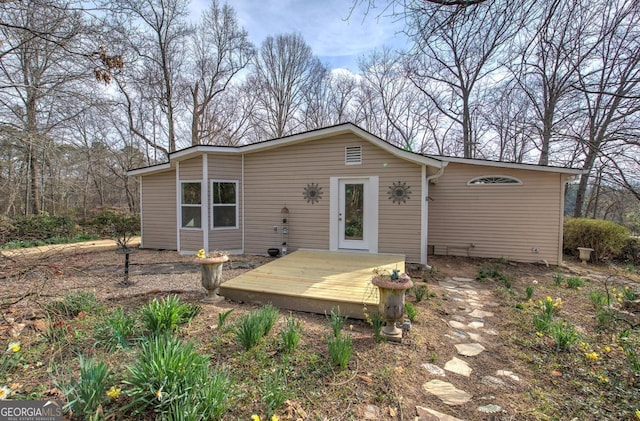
[428,163,563,264]
[243,134,423,261]
[140,170,177,250]
[180,229,203,251]
[178,156,202,179]
[207,155,242,250]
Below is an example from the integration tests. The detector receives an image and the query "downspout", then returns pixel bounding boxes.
[423,163,448,270]
[138,177,143,248]
[242,154,245,254]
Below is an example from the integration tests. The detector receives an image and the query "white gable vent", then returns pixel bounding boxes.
[345,146,362,165]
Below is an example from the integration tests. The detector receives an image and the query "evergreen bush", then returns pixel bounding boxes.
[563,218,629,262]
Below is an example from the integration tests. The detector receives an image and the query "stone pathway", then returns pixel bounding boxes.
[416,276,522,420]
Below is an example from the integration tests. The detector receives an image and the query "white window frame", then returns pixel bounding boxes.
[180,180,202,230]
[467,175,523,186]
[211,179,239,230]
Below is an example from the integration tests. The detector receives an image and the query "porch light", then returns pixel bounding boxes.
[281,205,289,223]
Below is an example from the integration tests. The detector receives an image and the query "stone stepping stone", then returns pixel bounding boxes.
[416,406,464,421]
[421,363,446,377]
[467,300,484,308]
[478,404,503,414]
[468,321,485,329]
[363,404,380,420]
[484,328,498,335]
[444,357,472,377]
[450,314,467,322]
[455,343,486,356]
[467,332,483,342]
[452,277,475,283]
[496,370,520,382]
[469,309,494,318]
[448,320,467,330]
[481,375,507,387]
[422,379,472,405]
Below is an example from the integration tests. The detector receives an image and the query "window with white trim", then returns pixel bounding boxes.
[181,182,201,228]
[345,146,362,165]
[467,176,522,186]
[211,180,238,229]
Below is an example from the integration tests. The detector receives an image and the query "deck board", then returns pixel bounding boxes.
[220,250,405,319]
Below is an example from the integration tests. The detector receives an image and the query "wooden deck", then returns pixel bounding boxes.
[220,250,405,319]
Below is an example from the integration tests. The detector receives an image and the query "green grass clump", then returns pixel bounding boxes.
[124,334,232,418]
[566,277,584,289]
[280,316,302,354]
[327,333,352,369]
[261,369,289,418]
[404,302,418,322]
[94,307,138,350]
[46,292,103,318]
[549,320,580,352]
[256,304,280,335]
[60,356,110,419]
[327,307,347,338]
[140,295,200,335]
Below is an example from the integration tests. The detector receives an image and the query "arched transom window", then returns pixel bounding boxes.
[467,175,523,186]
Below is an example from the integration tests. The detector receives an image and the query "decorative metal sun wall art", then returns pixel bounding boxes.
[303,183,323,204]
[388,181,411,204]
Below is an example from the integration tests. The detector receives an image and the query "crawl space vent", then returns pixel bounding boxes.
[345,146,362,165]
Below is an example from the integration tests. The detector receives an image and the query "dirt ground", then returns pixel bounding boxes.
[1,244,638,420]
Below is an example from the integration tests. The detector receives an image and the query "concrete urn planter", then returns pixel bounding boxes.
[577,247,594,264]
[194,254,229,303]
[371,271,413,342]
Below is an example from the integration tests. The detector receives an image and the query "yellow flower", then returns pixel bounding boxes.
[585,352,599,361]
[635,409,640,419]
[7,342,20,353]
[155,387,164,402]
[271,416,279,421]
[598,376,609,384]
[106,386,121,399]
[0,386,10,400]
[546,296,553,302]
[251,416,260,421]
[197,249,206,258]
[536,331,544,337]
[604,345,611,353]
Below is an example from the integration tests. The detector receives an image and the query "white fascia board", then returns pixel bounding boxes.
[127,163,171,177]
[427,155,585,175]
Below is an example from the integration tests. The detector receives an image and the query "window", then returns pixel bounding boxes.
[181,182,201,228]
[211,181,238,229]
[467,176,522,186]
[345,146,362,165]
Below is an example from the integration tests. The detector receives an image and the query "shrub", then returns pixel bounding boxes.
[124,334,232,418]
[141,295,201,335]
[90,210,139,249]
[413,285,428,302]
[12,212,77,242]
[563,218,629,262]
[327,333,352,369]
[60,356,110,419]
[619,237,640,265]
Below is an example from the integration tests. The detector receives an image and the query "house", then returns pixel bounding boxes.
[126,123,582,266]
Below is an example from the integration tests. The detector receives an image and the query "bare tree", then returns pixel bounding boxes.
[249,33,327,139]
[188,0,254,145]
[404,0,529,158]
[109,0,190,153]
[0,0,89,215]
[325,70,358,124]
[572,1,640,217]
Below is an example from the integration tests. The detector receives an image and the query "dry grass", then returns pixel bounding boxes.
[0,248,638,420]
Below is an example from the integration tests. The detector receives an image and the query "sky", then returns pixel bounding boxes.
[190,0,409,73]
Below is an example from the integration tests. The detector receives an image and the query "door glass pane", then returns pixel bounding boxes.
[344,183,364,240]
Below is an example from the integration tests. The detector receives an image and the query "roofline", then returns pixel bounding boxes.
[426,155,585,175]
[126,162,171,177]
